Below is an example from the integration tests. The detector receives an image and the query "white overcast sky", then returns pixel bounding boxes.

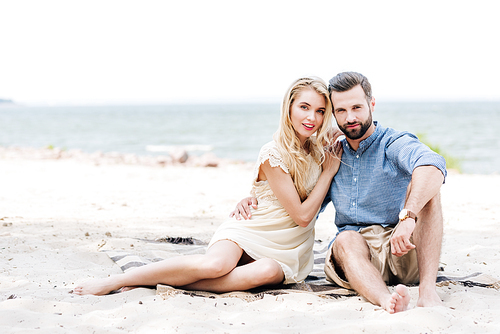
[1,0,499,105]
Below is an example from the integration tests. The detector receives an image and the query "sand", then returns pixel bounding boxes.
[1,154,499,333]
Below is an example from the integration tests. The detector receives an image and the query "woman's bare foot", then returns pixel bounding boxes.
[73,277,122,296]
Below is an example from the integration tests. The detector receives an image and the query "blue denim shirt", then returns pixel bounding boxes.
[320,122,447,234]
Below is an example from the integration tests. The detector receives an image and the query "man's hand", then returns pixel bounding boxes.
[325,128,344,145]
[229,197,258,220]
[390,219,416,257]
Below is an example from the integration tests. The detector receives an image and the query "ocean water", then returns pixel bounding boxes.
[1,102,499,174]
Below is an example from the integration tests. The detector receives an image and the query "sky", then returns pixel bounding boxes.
[1,0,499,105]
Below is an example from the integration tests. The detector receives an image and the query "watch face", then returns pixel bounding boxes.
[399,209,408,220]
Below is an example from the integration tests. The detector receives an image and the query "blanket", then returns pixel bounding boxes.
[103,237,500,301]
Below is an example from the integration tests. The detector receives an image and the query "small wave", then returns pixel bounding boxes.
[146,145,213,153]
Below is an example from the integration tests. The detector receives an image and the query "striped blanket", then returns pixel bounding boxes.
[103,237,499,301]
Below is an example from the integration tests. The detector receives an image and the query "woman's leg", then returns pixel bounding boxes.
[182,258,284,293]
[73,240,243,295]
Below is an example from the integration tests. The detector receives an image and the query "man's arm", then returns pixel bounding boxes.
[404,165,444,214]
[229,184,332,221]
[390,165,444,256]
[229,197,258,220]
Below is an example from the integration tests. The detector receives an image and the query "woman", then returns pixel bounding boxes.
[74,77,342,295]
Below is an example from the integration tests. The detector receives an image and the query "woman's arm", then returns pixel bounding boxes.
[261,142,342,227]
[229,131,344,221]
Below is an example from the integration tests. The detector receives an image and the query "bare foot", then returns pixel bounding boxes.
[73,277,122,296]
[384,292,399,314]
[394,284,411,313]
[382,285,411,314]
[416,288,443,308]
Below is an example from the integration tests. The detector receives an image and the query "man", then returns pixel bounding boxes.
[231,72,447,314]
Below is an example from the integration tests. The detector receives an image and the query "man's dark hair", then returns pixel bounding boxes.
[328,72,372,105]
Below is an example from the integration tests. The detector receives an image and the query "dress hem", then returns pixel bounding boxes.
[208,238,298,284]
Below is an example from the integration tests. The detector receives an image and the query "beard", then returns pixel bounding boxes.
[339,111,373,140]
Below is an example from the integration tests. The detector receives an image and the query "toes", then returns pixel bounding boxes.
[395,284,409,297]
[394,285,411,312]
[387,292,399,314]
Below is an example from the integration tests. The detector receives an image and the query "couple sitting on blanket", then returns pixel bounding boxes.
[74,72,447,314]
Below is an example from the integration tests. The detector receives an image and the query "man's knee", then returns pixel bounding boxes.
[428,192,442,209]
[420,192,443,221]
[333,230,369,258]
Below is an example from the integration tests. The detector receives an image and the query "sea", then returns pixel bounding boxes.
[1,101,499,174]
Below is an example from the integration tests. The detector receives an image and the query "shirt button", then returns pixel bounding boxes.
[352,203,356,206]
[354,178,357,182]
[356,155,359,158]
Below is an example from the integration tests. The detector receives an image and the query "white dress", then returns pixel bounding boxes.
[208,141,322,284]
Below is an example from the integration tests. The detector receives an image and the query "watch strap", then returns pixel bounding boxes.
[400,209,417,223]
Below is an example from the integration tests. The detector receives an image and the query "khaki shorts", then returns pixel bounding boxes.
[324,224,419,290]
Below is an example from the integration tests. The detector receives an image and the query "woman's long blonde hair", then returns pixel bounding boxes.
[273,77,333,202]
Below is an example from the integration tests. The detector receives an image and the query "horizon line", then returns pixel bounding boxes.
[2,97,500,108]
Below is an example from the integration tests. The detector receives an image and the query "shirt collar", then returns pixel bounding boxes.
[344,121,382,155]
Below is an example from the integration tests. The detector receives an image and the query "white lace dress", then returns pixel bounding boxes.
[208,140,322,284]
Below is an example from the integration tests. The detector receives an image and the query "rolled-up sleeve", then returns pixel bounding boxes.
[386,133,447,182]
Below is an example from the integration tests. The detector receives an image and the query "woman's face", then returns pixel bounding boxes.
[289,88,326,146]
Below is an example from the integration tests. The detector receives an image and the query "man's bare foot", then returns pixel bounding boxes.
[394,284,411,312]
[382,285,411,314]
[384,292,399,314]
[73,277,122,296]
[416,288,443,308]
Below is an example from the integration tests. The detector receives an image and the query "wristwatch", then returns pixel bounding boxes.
[399,209,417,223]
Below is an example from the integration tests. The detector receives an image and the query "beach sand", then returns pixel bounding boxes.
[1,153,499,333]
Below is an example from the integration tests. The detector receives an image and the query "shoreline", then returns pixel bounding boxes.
[0,145,251,169]
[0,145,473,176]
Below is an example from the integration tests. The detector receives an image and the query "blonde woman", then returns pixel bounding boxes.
[74,77,343,295]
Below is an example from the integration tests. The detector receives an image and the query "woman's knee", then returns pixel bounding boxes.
[200,256,234,278]
[253,259,284,285]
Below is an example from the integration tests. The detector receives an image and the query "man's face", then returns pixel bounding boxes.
[331,85,375,141]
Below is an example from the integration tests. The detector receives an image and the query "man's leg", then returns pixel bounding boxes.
[332,231,410,313]
[412,192,444,307]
